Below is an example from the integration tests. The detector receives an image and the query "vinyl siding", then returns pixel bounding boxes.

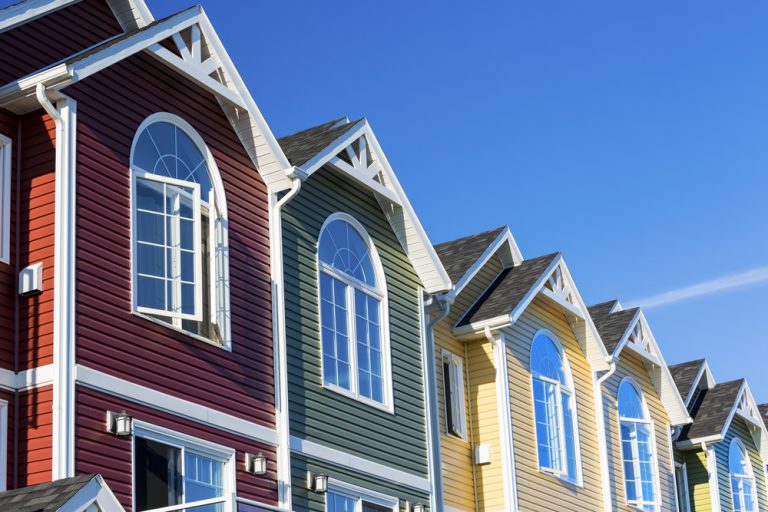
[435,254,504,511]
[683,450,712,512]
[502,296,605,511]
[290,454,429,512]
[603,351,677,511]
[0,0,122,87]
[17,384,52,486]
[282,166,429,478]
[714,418,768,512]
[0,109,16,372]
[67,51,275,427]
[75,386,278,511]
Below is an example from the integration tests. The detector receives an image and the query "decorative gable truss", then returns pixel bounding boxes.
[616,311,690,425]
[297,120,452,294]
[541,265,581,317]
[730,383,768,462]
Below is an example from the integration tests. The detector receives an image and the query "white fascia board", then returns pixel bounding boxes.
[684,361,714,408]
[675,435,723,449]
[299,120,367,176]
[0,0,79,33]
[449,227,522,301]
[58,475,123,512]
[289,435,431,493]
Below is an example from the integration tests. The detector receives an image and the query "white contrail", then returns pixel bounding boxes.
[628,266,768,309]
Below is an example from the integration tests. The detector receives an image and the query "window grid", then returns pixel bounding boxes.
[618,380,658,512]
[730,439,757,512]
[442,350,467,439]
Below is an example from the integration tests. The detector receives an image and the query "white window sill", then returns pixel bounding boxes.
[539,467,583,488]
[133,311,231,352]
[322,382,394,415]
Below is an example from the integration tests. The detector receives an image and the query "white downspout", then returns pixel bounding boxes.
[423,293,452,512]
[35,83,77,480]
[485,327,519,512]
[594,356,618,512]
[270,170,302,510]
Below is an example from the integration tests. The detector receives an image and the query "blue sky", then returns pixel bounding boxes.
[13,0,766,399]
[155,0,768,400]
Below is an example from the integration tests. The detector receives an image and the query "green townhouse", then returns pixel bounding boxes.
[670,359,768,512]
[270,118,452,511]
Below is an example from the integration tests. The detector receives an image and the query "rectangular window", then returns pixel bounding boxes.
[442,350,466,439]
[135,175,202,322]
[326,480,397,512]
[0,135,10,264]
[675,462,690,512]
[133,423,233,512]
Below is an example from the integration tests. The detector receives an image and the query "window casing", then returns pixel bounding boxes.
[442,349,467,439]
[530,330,580,483]
[325,479,398,512]
[618,379,659,511]
[0,134,10,264]
[133,422,234,512]
[730,438,758,512]
[318,214,392,411]
[131,113,230,347]
[675,462,690,512]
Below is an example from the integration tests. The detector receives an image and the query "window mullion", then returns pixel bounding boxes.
[170,190,182,327]
[556,384,567,475]
[630,422,643,502]
[347,284,358,397]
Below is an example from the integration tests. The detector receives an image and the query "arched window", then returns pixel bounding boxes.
[618,379,658,511]
[318,214,390,409]
[730,439,757,512]
[530,331,579,482]
[131,113,229,346]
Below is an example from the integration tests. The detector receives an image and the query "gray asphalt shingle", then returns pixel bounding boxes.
[434,227,506,283]
[669,359,706,402]
[0,474,98,512]
[678,379,743,442]
[278,118,363,167]
[587,301,638,354]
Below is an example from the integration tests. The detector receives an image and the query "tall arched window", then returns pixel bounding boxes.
[131,113,229,346]
[730,439,757,512]
[530,331,579,482]
[318,214,390,409]
[618,379,658,511]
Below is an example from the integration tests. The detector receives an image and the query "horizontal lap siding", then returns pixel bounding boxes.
[290,454,430,512]
[282,168,429,477]
[603,352,676,511]
[18,112,56,371]
[683,450,711,512]
[436,255,503,511]
[76,386,278,511]
[0,110,16,371]
[715,418,768,512]
[0,0,122,86]
[503,296,605,511]
[0,388,14,489]
[17,385,52,486]
[68,52,275,426]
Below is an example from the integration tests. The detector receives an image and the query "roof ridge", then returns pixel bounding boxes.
[434,226,506,249]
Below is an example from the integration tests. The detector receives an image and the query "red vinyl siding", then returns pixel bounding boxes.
[0,388,14,490]
[17,385,52,486]
[0,0,122,86]
[0,109,16,372]
[76,385,278,510]
[17,112,56,371]
[68,52,275,426]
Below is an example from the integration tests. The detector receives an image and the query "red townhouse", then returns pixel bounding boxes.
[0,0,293,509]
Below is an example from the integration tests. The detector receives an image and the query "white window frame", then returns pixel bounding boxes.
[129,112,231,349]
[729,438,758,512]
[317,212,393,413]
[0,134,10,265]
[442,349,467,440]
[0,399,6,492]
[617,378,661,512]
[675,461,691,512]
[325,478,399,512]
[529,329,583,486]
[132,421,236,512]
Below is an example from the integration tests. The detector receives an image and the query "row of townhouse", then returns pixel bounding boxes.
[0,0,764,511]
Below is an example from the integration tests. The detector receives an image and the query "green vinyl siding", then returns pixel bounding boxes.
[291,455,430,511]
[282,166,429,477]
[714,418,768,512]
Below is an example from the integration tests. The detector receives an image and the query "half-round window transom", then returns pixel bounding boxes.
[618,381,646,420]
[318,219,376,287]
[530,334,566,383]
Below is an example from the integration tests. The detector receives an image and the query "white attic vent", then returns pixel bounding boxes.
[19,262,43,296]
[475,444,491,465]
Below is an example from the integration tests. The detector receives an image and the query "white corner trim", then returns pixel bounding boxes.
[74,365,279,446]
[289,435,431,493]
[0,400,6,492]
[0,364,54,391]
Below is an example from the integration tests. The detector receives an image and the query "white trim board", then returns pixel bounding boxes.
[289,435,431,493]
[0,364,55,391]
[74,364,279,446]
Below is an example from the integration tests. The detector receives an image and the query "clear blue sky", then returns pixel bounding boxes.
[155,1,768,401]
[28,0,768,399]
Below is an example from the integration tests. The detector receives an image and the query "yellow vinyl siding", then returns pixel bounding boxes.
[502,296,606,511]
[467,339,506,511]
[685,450,712,512]
[435,255,504,511]
[603,351,677,511]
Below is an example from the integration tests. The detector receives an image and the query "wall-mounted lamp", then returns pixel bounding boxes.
[306,471,328,493]
[105,410,132,436]
[245,452,267,475]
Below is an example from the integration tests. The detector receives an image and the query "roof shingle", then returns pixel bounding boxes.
[278,118,362,167]
[587,302,638,354]
[669,359,706,401]
[679,379,743,442]
[433,227,506,283]
[457,253,559,328]
[0,474,98,512]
